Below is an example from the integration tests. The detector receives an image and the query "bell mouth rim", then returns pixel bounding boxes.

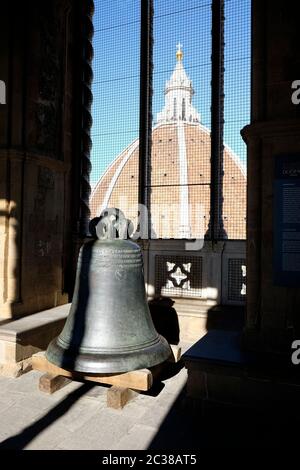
[45,334,171,374]
[56,334,164,354]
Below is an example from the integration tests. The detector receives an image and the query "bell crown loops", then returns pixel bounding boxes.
[95,208,129,240]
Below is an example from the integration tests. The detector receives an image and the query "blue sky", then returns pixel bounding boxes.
[90,0,251,186]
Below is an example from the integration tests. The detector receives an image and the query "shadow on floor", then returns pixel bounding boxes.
[148,384,300,449]
[0,383,93,450]
[148,305,300,450]
[141,361,185,398]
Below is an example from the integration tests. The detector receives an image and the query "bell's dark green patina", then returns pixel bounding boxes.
[46,210,171,373]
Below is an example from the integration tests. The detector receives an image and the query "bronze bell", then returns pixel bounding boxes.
[46,210,171,374]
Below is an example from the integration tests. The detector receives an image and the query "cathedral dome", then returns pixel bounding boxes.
[90,46,246,240]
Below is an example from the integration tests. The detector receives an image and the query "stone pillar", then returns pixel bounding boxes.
[241,0,300,352]
[0,1,83,319]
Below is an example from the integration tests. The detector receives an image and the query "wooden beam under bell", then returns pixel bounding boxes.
[32,352,153,391]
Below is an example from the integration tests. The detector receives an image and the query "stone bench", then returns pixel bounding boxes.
[0,304,70,377]
[183,329,300,414]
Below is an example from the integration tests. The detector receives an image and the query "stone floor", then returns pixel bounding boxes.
[0,346,299,450]
[0,359,197,450]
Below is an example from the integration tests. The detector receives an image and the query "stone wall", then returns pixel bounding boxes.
[0,1,84,319]
[242,0,300,352]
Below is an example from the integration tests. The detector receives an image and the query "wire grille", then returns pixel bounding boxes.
[88,0,250,241]
[155,255,203,297]
[222,0,251,240]
[150,0,212,240]
[89,0,141,231]
[228,258,246,302]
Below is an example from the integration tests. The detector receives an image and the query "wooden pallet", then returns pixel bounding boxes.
[32,345,181,409]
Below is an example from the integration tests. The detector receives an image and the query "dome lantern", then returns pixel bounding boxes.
[156,45,201,125]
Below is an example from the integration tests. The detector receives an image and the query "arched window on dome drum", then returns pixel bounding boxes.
[173,98,177,120]
[182,98,186,121]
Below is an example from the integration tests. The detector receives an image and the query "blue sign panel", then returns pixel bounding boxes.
[274,155,300,286]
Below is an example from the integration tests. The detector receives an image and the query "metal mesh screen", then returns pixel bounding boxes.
[222,0,251,240]
[88,0,250,241]
[155,255,203,297]
[228,258,246,302]
[89,0,141,231]
[150,0,212,239]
